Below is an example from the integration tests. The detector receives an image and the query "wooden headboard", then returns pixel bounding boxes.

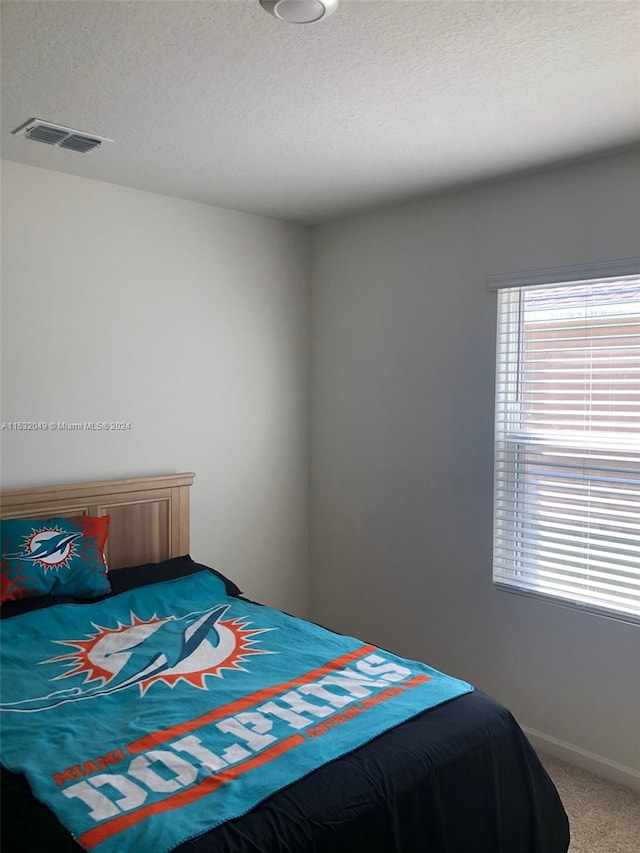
[0,473,195,569]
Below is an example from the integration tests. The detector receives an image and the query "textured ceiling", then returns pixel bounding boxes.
[1,1,639,224]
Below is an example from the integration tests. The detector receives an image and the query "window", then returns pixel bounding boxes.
[491,260,640,623]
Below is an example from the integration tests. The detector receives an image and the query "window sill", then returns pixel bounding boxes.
[493,581,640,627]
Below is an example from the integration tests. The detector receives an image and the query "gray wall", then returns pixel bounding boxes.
[3,150,639,778]
[310,149,640,773]
[1,161,310,616]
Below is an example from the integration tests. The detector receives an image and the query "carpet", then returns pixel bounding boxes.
[539,753,640,853]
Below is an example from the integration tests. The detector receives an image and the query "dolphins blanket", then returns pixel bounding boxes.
[0,571,473,853]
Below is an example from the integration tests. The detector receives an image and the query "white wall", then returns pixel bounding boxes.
[310,149,640,777]
[1,161,310,617]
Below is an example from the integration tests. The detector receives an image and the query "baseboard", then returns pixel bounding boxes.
[523,726,640,792]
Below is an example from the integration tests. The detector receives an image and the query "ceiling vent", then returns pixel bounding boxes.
[11,119,113,153]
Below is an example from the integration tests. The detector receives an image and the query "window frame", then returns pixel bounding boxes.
[489,258,640,625]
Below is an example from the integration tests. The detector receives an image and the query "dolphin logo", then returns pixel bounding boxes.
[0,603,244,713]
[99,604,230,690]
[3,530,83,567]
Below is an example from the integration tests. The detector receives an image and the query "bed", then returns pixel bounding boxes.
[1,473,570,853]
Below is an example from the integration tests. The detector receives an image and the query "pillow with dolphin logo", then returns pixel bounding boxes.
[0,515,110,604]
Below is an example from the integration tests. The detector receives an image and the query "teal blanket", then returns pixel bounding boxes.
[0,572,473,852]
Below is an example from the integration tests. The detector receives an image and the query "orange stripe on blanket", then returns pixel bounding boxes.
[403,673,431,688]
[127,643,377,754]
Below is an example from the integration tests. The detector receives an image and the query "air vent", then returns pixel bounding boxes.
[11,119,112,154]
[59,134,103,153]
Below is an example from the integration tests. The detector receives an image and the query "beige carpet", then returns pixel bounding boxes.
[539,753,640,853]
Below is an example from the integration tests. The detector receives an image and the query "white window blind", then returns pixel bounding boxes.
[492,268,640,623]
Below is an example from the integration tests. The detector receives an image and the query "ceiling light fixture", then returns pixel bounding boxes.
[260,0,338,24]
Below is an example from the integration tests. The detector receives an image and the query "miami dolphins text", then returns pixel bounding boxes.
[56,653,425,831]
